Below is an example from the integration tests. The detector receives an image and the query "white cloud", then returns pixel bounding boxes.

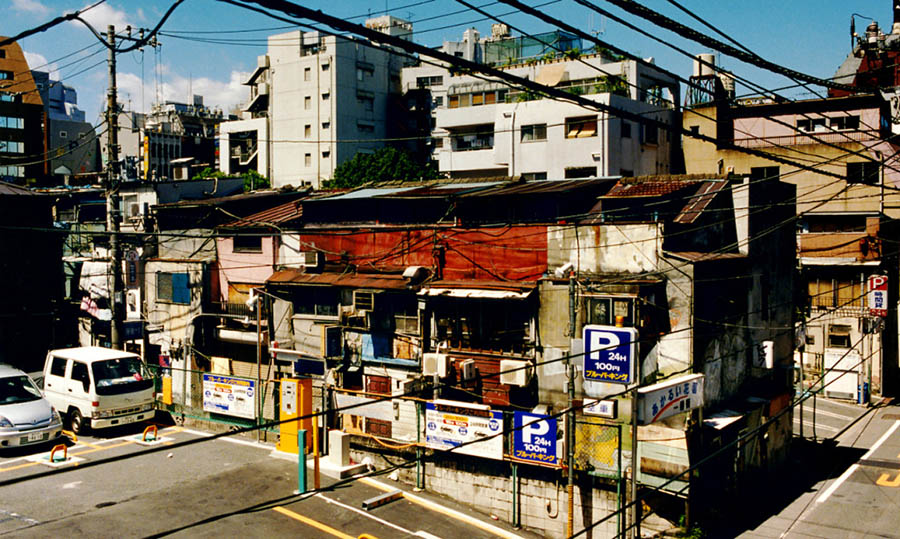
[76,2,136,32]
[23,51,60,80]
[12,0,49,15]
[117,69,250,115]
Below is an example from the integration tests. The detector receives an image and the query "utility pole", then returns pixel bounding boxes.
[566,272,576,538]
[106,25,124,349]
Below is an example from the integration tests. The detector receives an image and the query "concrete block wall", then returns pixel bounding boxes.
[351,443,669,538]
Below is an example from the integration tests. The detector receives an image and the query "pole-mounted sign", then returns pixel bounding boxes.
[582,325,637,384]
[868,275,888,318]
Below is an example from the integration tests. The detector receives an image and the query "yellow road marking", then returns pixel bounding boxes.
[70,441,134,456]
[0,461,39,473]
[273,506,358,539]
[877,472,900,487]
[359,477,523,539]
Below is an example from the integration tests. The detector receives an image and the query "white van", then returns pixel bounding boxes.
[43,347,154,434]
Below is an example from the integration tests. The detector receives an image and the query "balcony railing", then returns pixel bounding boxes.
[732,129,878,149]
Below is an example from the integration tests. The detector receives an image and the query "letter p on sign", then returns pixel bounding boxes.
[522,415,549,444]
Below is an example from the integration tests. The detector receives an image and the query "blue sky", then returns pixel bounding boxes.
[4,1,894,124]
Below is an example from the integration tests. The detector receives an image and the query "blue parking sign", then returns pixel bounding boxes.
[582,325,637,384]
[513,412,557,465]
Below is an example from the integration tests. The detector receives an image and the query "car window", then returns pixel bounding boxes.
[0,375,43,404]
[71,362,90,392]
[50,356,67,377]
[91,356,152,396]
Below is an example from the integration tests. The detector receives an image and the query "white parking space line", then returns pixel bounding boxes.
[817,420,900,503]
[175,427,273,450]
[798,408,856,421]
[793,419,839,432]
[316,493,419,537]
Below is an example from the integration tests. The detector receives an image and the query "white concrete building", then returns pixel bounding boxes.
[401,27,680,179]
[220,16,413,188]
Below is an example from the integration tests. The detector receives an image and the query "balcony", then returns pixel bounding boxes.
[733,129,878,149]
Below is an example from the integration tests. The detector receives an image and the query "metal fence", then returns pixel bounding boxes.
[574,416,622,478]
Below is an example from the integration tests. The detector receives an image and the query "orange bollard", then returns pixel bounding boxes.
[50,444,67,463]
[142,424,158,442]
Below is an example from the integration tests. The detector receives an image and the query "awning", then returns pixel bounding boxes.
[536,64,566,87]
[268,268,409,290]
[418,280,536,299]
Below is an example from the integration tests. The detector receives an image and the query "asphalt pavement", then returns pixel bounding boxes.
[0,418,538,539]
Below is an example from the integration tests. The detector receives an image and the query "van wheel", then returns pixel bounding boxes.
[70,409,89,435]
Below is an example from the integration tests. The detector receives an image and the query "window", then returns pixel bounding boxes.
[0,50,5,59]
[0,141,24,153]
[565,166,597,179]
[357,122,374,133]
[827,324,852,348]
[304,153,312,166]
[322,63,330,71]
[0,93,13,102]
[358,96,374,112]
[157,272,190,304]
[416,75,443,88]
[808,278,863,308]
[322,150,330,159]
[472,93,484,106]
[0,70,12,80]
[322,121,330,130]
[565,116,597,138]
[847,161,880,185]
[294,287,339,317]
[641,123,658,144]
[0,116,24,129]
[357,69,365,82]
[452,125,493,150]
[304,96,311,110]
[50,357,67,377]
[233,234,262,252]
[522,172,547,181]
[797,118,826,132]
[322,92,330,101]
[585,297,635,327]
[621,121,632,138]
[448,95,459,108]
[304,124,311,138]
[0,166,24,177]
[304,67,311,81]
[521,123,547,142]
[434,96,443,107]
[71,362,90,392]
[750,166,780,182]
[689,125,699,135]
[830,116,860,130]
[59,131,68,139]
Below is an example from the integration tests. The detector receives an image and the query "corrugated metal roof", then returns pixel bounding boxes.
[267,269,409,290]
[674,181,729,224]
[319,187,420,200]
[0,181,38,196]
[381,182,503,198]
[458,178,617,198]
[422,279,537,292]
[222,200,303,228]
[602,180,702,198]
[666,251,747,262]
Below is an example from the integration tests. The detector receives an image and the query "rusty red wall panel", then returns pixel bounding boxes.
[297,225,548,282]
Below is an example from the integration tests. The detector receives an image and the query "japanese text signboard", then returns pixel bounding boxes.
[636,374,704,426]
[425,401,504,460]
[202,374,256,419]
[582,325,637,384]
[512,412,558,465]
[868,275,888,318]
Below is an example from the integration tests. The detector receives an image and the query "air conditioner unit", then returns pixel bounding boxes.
[353,290,376,311]
[348,309,371,329]
[393,378,420,396]
[126,289,141,320]
[297,251,319,267]
[459,359,476,380]
[500,359,530,387]
[257,82,269,96]
[423,353,448,377]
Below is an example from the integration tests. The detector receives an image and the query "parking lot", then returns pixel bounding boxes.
[0,416,534,538]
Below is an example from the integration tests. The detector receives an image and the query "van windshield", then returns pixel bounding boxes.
[91,357,152,396]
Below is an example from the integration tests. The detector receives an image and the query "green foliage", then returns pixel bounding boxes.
[323,147,439,189]
[191,167,270,192]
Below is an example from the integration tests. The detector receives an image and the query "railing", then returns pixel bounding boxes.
[732,129,878,149]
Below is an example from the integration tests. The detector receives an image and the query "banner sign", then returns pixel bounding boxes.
[636,374,704,425]
[202,374,256,419]
[582,325,638,384]
[512,412,558,465]
[868,275,888,317]
[425,401,503,460]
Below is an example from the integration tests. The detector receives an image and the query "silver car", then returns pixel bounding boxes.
[0,364,63,449]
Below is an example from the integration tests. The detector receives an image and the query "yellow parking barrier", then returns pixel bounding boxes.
[61,430,77,442]
[49,444,67,463]
[142,425,158,442]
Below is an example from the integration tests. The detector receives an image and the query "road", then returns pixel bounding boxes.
[0,417,535,538]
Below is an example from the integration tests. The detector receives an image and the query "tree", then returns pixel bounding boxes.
[323,147,439,189]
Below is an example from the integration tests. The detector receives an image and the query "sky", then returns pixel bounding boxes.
[3,0,895,125]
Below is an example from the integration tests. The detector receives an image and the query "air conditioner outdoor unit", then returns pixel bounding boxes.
[298,251,319,267]
[500,359,530,387]
[257,82,269,96]
[423,353,448,377]
[459,359,476,380]
[353,290,376,311]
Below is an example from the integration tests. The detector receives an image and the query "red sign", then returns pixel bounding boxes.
[868,275,888,317]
